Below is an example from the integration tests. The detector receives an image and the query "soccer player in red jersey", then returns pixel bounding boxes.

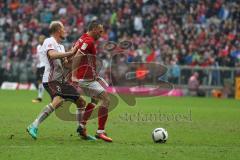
[72,21,112,142]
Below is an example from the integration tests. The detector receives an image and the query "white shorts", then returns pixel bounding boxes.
[78,77,109,98]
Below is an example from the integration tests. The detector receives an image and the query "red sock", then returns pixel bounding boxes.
[98,106,108,130]
[81,103,95,125]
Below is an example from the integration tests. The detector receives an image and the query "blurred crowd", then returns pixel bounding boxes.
[0,0,239,84]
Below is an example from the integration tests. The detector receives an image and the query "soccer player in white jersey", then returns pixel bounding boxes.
[32,35,45,103]
[27,21,96,140]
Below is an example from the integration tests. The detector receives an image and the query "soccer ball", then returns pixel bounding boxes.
[152,128,168,143]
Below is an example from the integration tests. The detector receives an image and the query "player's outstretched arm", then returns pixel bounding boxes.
[47,45,78,60]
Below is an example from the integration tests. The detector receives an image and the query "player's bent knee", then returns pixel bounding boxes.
[91,98,99,105]
[105,96,110,106]
[75,96,86,108]
[52,96,64,109]
[102,100,110,107]
[100,92,110,107]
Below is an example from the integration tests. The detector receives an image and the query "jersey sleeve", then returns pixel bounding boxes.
[43,39,55,54]
[78,40,94,54]
[36,45,41,54]
[60,45,65,52]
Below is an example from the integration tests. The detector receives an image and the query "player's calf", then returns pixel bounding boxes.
[95,92,112,142]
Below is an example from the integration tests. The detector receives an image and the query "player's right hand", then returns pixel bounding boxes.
[70,45,78,54]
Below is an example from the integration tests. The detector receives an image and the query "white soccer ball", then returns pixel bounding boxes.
[152,128,168,143]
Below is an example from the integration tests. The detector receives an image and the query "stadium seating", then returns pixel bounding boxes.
[0,0,239,87]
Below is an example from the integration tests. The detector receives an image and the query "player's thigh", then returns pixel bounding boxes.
[51,96,64,109]
[80,80,105,99]
[43,81,80,103]
[43,82,57,100]
[74,96,86,109]
[95,77,110,102]
[97,91,110,106]
[96,77,109,88]
[88,81,110,105]
[59,82,81,103]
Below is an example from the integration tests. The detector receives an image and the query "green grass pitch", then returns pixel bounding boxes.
[0,90,240,160]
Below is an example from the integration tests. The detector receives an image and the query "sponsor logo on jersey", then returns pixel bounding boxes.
[81,43,88,50]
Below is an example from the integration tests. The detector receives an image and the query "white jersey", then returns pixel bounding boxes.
[42,37,65,83]
[36,44,45,68]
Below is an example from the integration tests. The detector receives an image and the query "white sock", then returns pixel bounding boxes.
[76,108,84,127]
[38,83,44,99]
[32,104,54,128]
[96,130,105,134]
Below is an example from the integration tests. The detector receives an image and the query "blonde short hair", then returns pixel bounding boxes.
[49,21,63,34]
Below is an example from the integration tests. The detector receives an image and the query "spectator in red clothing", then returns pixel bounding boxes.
[0,0,239,84]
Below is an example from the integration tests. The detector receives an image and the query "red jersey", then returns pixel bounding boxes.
[75,33,97,80]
